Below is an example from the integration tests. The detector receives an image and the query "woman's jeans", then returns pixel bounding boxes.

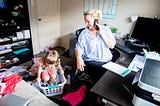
[84,60,108,85]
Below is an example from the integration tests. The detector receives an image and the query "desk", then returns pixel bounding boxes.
[91,71,135,106]
[91,41,136,106]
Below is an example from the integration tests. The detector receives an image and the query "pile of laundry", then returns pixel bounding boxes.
[0,73,22,97]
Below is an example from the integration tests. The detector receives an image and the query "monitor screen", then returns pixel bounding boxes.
[0,0,7,8]
[131,17,160,53]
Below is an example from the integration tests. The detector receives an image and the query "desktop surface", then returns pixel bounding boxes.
[91,71,135,106]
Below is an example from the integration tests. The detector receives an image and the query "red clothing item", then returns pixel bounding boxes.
[62,85,86,106]
[0,74,22,95]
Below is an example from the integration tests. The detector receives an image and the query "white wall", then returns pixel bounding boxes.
[60,0,160,48]
[28,0,160,52]
[60,0,84,49]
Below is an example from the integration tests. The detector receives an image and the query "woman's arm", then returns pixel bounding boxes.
[75,50,85,71]
[97,24,116,49]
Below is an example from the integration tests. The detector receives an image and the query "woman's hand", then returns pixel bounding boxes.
[76,56,85,71]
[97,24,116,49]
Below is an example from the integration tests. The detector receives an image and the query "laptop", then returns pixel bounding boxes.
[0,94,30,106]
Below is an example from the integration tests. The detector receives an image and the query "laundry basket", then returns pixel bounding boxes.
[39,74,66,97]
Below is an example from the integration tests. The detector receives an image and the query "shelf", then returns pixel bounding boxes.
[1,60,20,68]
[0,0,33,69]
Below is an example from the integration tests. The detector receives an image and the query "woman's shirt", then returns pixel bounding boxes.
[75,26,116,62]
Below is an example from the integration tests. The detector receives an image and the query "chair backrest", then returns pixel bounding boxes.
[75,28,85,39]
[110,48,120,62]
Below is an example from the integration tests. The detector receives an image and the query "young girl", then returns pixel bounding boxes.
[35,50,64,85]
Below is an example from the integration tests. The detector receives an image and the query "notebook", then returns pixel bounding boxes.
[0,94,30,106]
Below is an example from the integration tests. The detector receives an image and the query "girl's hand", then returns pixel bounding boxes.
[57,59,60,65]
[57,59,61,68]
[57,59,64,74]
[36,78,41,82]
[33,77,41,82]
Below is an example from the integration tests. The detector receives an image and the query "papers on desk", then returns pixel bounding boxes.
[102,62,131,77]
[143,49,160,61]
[128,54,145,72]
[128,51,160,72]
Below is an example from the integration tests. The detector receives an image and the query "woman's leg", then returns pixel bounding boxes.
[84,61,107,85]
[83,61,107,105]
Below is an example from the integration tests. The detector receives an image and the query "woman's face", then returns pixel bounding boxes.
[84,15,95,30]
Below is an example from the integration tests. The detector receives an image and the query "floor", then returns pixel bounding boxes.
[19,46,118,106]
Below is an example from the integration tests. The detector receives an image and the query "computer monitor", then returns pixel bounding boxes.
[0,0,7,8]
[131,17,160,53]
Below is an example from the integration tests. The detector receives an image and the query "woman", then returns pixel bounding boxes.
[75,9,116,84]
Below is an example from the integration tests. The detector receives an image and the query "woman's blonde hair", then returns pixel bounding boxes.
[84,10,102,20]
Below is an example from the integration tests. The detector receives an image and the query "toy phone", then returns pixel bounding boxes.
[94,19,99,30]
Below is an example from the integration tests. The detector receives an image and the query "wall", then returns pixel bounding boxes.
[60,0,160,49]
[60,0,84,49]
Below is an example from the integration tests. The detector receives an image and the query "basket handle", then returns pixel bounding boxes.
[48,84,58,89]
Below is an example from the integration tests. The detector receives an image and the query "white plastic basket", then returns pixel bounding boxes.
[39,74,66,97]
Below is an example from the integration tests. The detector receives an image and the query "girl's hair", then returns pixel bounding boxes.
[84,9,102,20]
[43,50,59,65]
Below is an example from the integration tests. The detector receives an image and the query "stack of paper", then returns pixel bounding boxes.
[128,54,145,72]
[102,62,130,77]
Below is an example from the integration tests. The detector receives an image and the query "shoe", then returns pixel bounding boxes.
[78,72,93,84]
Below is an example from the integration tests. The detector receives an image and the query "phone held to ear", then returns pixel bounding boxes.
[94,19,99,30]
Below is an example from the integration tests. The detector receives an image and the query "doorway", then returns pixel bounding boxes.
[28,0,60,54]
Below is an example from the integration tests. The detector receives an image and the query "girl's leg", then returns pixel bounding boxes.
[48,68,57,85]
[50,74,57,85]
[41,71,50,82]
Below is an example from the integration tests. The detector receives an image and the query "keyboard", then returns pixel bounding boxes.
[115,43,134,54]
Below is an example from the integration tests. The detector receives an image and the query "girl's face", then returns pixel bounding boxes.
[84,15,95,30]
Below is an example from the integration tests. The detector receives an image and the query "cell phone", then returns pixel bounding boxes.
[94,19,99,30]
